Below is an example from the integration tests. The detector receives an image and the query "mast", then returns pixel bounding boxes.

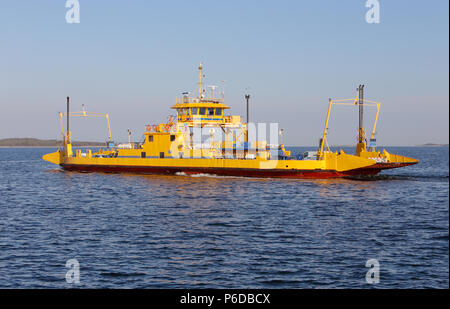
[198,62,203,99]
[245,94,250,124]
[66,96,70,142]
[358,85,364,144]
[64,96,73,157]
[356,84,366,155]
[245,94,250,143]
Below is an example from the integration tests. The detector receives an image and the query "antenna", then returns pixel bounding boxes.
[182,91,190,103]
[208,85,218,99]
[221,80,226,102]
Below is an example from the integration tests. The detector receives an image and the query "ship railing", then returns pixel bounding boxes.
[176,97,224,104]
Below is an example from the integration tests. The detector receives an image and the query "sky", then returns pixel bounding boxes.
[0,0,448,146]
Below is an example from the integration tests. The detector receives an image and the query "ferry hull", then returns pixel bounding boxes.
[60,163,385,179]
[349,162,417,175]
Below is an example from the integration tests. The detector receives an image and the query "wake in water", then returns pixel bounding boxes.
[346,174,449,182]
[44,168,64,173]
[174,170,450,182]
[175,171,271,180]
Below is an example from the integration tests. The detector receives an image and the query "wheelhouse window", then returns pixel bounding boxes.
[199,107,206,115]
[215,108,223,116]
[148,135,153,142]
[191,107,198,115]
[207,108,215,116]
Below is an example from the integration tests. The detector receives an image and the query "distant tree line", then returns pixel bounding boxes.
[0,138,104,147]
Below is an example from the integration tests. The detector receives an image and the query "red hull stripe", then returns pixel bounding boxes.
[60,164,381,179]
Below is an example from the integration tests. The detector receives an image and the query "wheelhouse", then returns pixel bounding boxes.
[172,102,230,124]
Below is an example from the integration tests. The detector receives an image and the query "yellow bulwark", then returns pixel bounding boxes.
[42,64,418,179]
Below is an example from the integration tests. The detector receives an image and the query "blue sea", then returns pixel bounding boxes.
[0,146,448,288]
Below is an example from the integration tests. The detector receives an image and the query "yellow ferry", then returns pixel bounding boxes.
[42,63,418,178]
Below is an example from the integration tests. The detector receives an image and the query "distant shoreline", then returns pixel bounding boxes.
[329,144,449,148]
[416,143,449,147]
[0,138,104,148]
[0,146,102,149]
